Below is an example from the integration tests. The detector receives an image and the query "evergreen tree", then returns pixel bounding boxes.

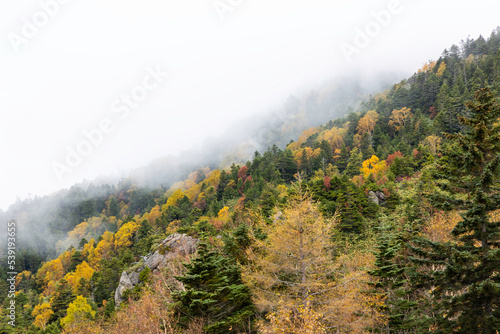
[335,180,365,233]
[370,224,431,333]
[108,196,120,217]
[277,149,297,183]
[344,147,363,177]
[359,132,376,160]
[50,279,75,323]
[173,243,254,333]
[337,144,349,173]
[420,87,500,332]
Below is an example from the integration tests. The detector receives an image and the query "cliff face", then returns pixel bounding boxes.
[115,233,198,306]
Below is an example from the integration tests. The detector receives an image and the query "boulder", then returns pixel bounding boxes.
[144,252,163,270]
[114,233,198,307]
[368,190,387,206]
[375,191,386,201]
[368,191,379,205]
[114,271,137,305]
[161,232,198,256]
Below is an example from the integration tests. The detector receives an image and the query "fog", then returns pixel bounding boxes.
[1,0,500,210]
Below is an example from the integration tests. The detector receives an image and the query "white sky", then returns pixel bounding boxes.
[0,0,499,210]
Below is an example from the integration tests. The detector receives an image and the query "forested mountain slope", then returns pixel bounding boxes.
[2,28,500,333]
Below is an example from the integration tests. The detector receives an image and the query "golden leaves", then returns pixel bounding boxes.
[162,189,186,212]
[64,261,95,294]
[418,61,437,73]
[436,62,447,77]
[287,127,320,152]
[318,126,347,151]
[361,155,386,178]
[243,190,384,331]
[114,221,139,249]
[422,135,442,155]
[32,302,54,330]
[389,107,413,132]
[60,296,96,328]
[36,258,64,296]
[356,110,379,138]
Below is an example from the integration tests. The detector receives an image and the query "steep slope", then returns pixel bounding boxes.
[1,28,500,333]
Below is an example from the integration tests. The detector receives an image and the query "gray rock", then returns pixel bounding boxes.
[128,271,140,286]
[368,191,379,205]
[114,271,135,305]
[145,252,163,269]
[375,191,386,201]
[162,233,198,255]
[114,233,198,307]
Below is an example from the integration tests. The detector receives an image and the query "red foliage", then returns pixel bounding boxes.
[238,166,249,180]
[429,106,437,119]
[413,149,421,160]
[376,175,389,186]
[324,176,331,191]
[386,151,404,166]
[211,220,224,231]
[192,200,207,211]
[237,196,246,209]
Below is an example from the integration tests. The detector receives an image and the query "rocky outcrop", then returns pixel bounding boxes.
[368,190,386,205]
[114,233,198,306]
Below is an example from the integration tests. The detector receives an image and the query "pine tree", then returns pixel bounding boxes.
[369,225,431,333]
[424,87,500,332]
[337,144,349,173]
[173,243,254,333]
[50,278,75,323]
[278,149,298,183]
[335,178,365,233]
[344,147,363,177]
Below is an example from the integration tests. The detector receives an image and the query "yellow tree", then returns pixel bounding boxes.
[36,258,65,296]
[91,231,114,262]
[60,296,96,328]
[423,211,461,243]
[81,239,100,268]
[422,135,442,155]
[67,222,89,242]
[244,183,383,331]
[162,189,186,211]
[204,169,221,188]
[114,221,139,249]
[217,206,230,222]
[262,298,326,334]
[361,155,386,178]
[243,186,337,329]
[141,205,162,225]
[64,261,95,294]
[356,110,379,145]
[436,61,446,77]
[287,127,319,153]
[58,248,75,273]
[32,302,54,331]
[417,61,436,73]
[389,107,412,132]
[15,271,31,289]
[293,147,321,168]
[320,126,346,151]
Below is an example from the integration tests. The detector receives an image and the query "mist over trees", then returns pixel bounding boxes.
[2,28,500,333]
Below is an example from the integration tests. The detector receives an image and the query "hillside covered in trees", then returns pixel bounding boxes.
[2,29,500,333]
